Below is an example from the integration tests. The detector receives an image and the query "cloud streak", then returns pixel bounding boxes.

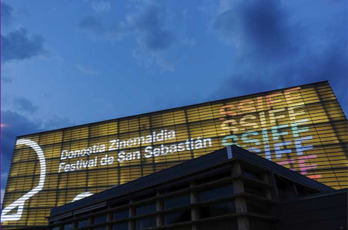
[211,0,348,113]
[213,0,293,58]
[1,109,74,191]
[78,1,178,71]
[128,3,175,51]
[91,0,111,13]
[1,28,46,63]
[1,2,14,26]
[1,111,42,190]
[78,16,127,40]
[79,2,175,50]
[76,64,101,76]
[13,97,39,114]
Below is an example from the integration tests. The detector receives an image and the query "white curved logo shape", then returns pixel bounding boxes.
[71,192,93,202]
[1,139,46,222]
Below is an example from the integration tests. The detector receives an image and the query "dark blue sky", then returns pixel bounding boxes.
[1,0,347,202]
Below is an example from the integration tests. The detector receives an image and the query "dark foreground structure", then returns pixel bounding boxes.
[48,146,347,230]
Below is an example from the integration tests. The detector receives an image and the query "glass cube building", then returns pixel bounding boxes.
[1,81,347,229]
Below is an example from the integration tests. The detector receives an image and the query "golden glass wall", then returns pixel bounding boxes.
[2,81,347,229]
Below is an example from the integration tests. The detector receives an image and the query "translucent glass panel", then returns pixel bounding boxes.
[2,82,347,230]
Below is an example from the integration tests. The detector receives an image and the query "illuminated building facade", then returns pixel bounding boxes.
[2,81,347,229]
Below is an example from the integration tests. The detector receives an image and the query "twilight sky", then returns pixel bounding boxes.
[1,0,347,202]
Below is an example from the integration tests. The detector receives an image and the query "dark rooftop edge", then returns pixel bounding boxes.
[50,145,334,218]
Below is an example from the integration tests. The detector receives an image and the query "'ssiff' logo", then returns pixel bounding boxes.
[1,139,46,222]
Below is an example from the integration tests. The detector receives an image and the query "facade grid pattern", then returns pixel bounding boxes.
[2,81,348,229]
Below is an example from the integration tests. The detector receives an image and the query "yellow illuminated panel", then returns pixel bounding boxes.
[2,81,347,229]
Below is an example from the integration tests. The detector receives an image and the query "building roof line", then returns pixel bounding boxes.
[50,145,334,218]
[18,80,330,137]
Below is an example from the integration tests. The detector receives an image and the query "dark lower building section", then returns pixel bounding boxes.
[47,146,345,230]
[276,189,347,230]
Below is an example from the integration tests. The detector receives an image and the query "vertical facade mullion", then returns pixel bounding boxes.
[184,109,194,160]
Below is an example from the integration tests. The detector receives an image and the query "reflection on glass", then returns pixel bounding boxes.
[197,184,233,201]
[63,223,73,230]
[164,209,191,224]
[243,169,264,181]
[112,222,129,230]
[247,200,271,214]
[135,217,156,230]
[135,203,156,216]
[199,220,237,230]
[113,209,129,220]
[93,226,106,230]
[77,219,89,228]
[164,195,190,209]
[94,214,107,224]
[244,184,266,198]
[199,201,235,219]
